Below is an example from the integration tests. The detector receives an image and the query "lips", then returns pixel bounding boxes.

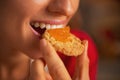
[30,21,65,36]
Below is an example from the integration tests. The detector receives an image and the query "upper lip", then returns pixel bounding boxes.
[31,19,68,25]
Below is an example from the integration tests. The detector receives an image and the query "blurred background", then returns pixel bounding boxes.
[70,0,120,80]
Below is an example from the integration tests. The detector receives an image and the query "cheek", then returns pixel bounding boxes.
[4,0,42,18]
[72,0,79,12]
[14,0,48,17]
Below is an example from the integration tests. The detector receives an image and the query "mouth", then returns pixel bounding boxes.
[30,22,65,36]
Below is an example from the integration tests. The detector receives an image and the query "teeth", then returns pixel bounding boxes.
[46,24,51,30]
[51,25,57,29]
[34,22,40,28]
[40,23,46,29]
[56,25,63,28]
[32,22,64,30]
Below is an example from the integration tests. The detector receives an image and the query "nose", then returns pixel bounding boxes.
[47,0,75,16]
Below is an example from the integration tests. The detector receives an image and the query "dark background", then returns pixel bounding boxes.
[71,0,120,80]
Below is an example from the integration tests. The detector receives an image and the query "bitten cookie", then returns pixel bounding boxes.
[42,27,84,56]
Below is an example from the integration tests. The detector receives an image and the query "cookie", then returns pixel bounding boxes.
[42,27,84,56]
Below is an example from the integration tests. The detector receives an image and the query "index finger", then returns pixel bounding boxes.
[73,40,89,80]
[77,40,89,65]
[40,39,71,80]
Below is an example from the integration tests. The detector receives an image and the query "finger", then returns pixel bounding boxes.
[82,40,88,56]
[77,40,89,65]
[73,40,90,80]
[40,39,71,80]
[73,63,89,80]
[45,72,53,80]
[30,59,46,80]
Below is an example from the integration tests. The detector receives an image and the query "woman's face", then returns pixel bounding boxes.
[0,0,79,58]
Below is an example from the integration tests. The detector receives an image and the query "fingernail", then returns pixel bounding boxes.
[85,40,88,46]
[40,38,47,47]
[82,40,88,45]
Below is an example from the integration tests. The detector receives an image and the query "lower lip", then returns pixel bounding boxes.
[30,25,40,36]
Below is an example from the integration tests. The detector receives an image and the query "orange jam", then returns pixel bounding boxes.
[47,26,70,42]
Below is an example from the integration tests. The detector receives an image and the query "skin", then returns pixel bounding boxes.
[0,0,89,80]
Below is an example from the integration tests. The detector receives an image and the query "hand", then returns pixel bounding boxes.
[29,39,71,80]
[29,39,89,80]
[73,40,90,80]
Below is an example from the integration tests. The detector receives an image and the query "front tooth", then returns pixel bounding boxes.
[40,23,46,29]
[34,22,40,28]
[51,25,57,29]
[46,24,51,30]
[56,25,63,28]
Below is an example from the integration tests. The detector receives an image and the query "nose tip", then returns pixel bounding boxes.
[47,0,75,16]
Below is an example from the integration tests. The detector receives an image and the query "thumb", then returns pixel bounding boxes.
[41,39,71,80]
